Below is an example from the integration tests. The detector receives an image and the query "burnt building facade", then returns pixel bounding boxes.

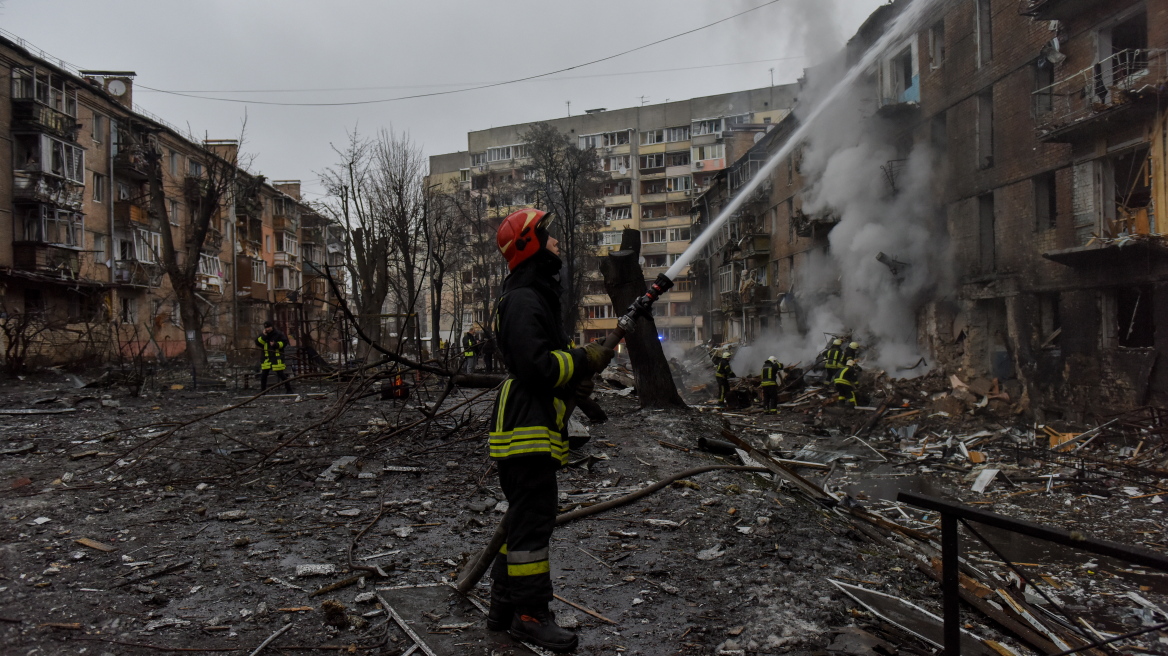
[694,0,1168,417]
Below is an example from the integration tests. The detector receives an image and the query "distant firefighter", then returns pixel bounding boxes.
[760,355,781,415]
[844,340,860,364]
[715,350,734,406]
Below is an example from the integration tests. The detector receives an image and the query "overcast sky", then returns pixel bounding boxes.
[2,0,887,201]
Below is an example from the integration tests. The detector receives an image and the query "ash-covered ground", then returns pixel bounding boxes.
[1,368,1166,655]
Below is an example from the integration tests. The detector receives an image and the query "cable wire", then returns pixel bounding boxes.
[137,56,806,95]
[137,0,789,107]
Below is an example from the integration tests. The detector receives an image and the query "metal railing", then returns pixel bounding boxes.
[1034,49,1168,137]
[900,492,1168,655]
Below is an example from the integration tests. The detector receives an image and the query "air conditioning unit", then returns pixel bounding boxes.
[684,189,692,197]
[695,161,704,169]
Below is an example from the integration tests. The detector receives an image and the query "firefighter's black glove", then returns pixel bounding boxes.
[575,377,595,401]
[583,342,615,374]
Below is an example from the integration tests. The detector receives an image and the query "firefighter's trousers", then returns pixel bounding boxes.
[490,456,558,611]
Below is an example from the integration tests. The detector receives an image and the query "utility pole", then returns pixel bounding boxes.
[769,68,775,87]
[566,101,571,117]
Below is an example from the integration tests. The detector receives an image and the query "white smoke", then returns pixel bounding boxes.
[730,3,948,379]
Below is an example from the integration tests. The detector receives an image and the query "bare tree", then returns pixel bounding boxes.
[143,131,243,378]
[423,184,462,358]
[370,130,429,359]
[440,175,514,341]
[519,123,606,332]
[319,132,389,361]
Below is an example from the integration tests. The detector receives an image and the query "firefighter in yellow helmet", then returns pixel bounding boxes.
[714,349,734,406]
[834,358,861,406]
[485,208,613,652]
[823,338,845,374]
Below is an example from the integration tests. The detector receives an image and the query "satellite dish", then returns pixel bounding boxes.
[107,79,127,97]
[618,165,627,175]
[753,132,764,143]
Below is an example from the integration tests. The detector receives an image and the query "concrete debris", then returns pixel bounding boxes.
[295,564,337,577]
[696,545,725,561]
[316,455,358,483]
[216,510,247,521]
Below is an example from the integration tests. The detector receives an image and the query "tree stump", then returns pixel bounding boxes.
[599,229,686,409]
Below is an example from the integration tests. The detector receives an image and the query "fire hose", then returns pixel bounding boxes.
[455,464,768,594]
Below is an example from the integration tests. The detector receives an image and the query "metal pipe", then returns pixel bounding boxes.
[941,513,960,656]
[899,492,1168,571]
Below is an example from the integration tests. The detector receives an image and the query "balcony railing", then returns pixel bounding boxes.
[12,98,80,140]
[1034,49,1168,140]
[113,146,150,181]
[274,251,298,267]
[273,214,299,232]
[114,200,150,226]
[14,171,84,210]
[202,228,224,252]
[115,260,163,287]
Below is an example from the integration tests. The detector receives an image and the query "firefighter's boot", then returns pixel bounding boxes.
[511,609,578,652]
[486,597,514,631]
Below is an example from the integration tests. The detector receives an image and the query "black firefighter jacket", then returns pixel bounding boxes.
[489,260,588,466]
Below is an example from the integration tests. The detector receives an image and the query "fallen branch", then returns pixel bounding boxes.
[553,593,618,625]
[248,622,293,656]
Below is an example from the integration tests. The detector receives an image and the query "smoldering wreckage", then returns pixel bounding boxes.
[1,294,1168,656]
[8,1,1168,655]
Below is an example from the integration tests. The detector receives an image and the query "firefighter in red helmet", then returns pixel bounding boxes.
[485,208,613,652]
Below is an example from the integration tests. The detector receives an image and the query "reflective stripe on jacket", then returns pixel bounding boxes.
[760,362,778,387]
[463,334,476,357]
[257,333,287,371]
[489,262,587,466]
[824,347,844,369]
[834,365,858,387]
[715,359,733,379]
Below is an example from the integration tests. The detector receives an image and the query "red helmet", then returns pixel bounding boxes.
[497,208,552,270]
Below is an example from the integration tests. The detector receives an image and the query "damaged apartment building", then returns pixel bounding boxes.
[692,0,1168,416]
[426,87,797,348]
[0,32,345,369]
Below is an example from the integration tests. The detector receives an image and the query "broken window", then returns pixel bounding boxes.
[642,180,666,195]
[120,297,137,323]
[641,204,665,219]
[1033,59,1055,115]
[639,153,665,170]
[977,88,994,169]
[20,205,83,247]
[1107,146,1152,236]
[605,180,631,196]
[667,151,690,167]
[1109,11,1148,81]
[641,129,664,145]
[975,0,992,68]
[1033,171,1057,231]
[24,289,44,316]
[692,143,725,162]
[692,118,724,136]
[978,193,995,273]
[642,229,667,244]
[252,259,268,285]
[668,227,691,242]
[1116,285,1154,348]
[1039,293,1061,348]
[604,206,631,224]
[664,126,690,142]
[929,20,945,69]
[666,176,691,192]
[470,152,487,167]
[135,229,161,263]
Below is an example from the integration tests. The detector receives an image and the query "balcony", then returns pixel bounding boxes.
[114,260,163,288]
[12,99,80,140]
[738,234,770,260]
[196,272,224,295]
[14,172,84,210]
[719,291,743,313]
[14,243,80,277]
[114,146,150,181]
[273,214,299,232]
[274,251,298,267]
[1019,0,1103,21]
[202,228,224,253]
[793,208,840,239]
[1035,49,1168,142]
[114,200,151,226]
[183,175,209,202]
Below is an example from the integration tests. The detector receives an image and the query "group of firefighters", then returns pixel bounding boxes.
[710,337,864,411]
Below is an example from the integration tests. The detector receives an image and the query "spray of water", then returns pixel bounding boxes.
[665,0,940,282]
